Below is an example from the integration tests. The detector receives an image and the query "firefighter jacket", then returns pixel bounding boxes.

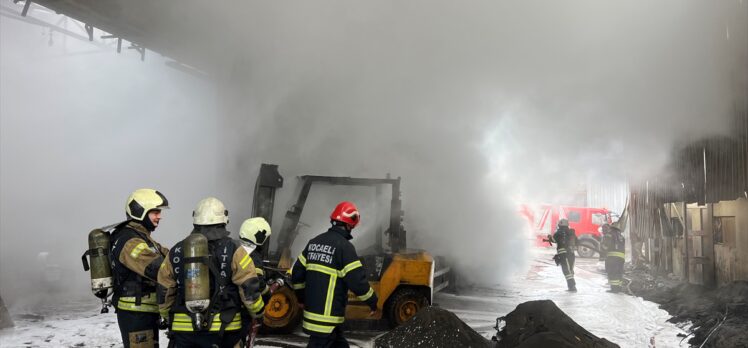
[242,243,271,304]
[599,231,611,261]
[110,220,168,313]
[551,226,578,256]
[290,225,378,336]
[158,225,264,334]
[602,228,625,260]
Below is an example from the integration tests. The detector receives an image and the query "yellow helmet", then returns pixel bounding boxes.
[192,197,229,225]
[126,188,169,221]
[239,217,272,245]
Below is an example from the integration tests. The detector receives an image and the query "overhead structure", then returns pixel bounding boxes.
[6,0,222,69]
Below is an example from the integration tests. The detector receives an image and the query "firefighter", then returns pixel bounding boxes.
[290,201,378,348]
[549,218,578,292]
[239,217,274,306]
[598,223,610,262]
[158,197,265,348]
[603,224,626,293]
[238,217,276,345]
[110,188,170,348]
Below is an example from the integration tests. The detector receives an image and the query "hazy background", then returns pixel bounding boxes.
[1,0,745,307]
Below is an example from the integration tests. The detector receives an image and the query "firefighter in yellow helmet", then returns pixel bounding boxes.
[239,217,273,303]
[110,188,170,348]
[238,217,274,344]
[158,197,265,348]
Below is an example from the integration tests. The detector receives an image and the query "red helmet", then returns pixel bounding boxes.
[330,201,360,229]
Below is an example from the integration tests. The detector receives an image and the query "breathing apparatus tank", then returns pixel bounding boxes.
[81,228,113,297]
[81,228,114,313]
[184,233,211,328]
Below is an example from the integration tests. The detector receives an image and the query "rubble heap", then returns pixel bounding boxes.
[495,300,619,348]
[632,279,748,348]
[374,306,491,348]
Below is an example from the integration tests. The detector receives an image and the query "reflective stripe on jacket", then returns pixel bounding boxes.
[110,221,167,313]
[157,227,263,333]
[603,229,626,260]
[290,226,378,336]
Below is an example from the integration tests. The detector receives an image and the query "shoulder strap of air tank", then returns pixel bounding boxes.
[171,241,184,306]
[134,274,143,306]
[207,240,230,287]
[205,239,235,336]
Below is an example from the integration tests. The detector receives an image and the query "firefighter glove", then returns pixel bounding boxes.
[158,317,169,330]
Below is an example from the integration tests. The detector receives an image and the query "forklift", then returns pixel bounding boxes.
[252,164,452,331]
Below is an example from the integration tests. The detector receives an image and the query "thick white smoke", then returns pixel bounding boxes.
[1,0,745,305]
[213,1,742,284]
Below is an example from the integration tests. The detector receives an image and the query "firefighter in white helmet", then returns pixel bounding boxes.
[158,197,264,347]
[549,218,578,292]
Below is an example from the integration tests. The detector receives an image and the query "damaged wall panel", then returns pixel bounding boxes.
[629,112,747,287]
[712,199,748,284]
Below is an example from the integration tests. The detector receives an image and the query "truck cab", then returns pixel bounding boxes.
[521,204,614,258]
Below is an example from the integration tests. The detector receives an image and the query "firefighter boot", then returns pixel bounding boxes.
[567,279,577,292]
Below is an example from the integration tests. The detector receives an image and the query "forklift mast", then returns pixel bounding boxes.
[251,164,406,266]
[252,164,284,260]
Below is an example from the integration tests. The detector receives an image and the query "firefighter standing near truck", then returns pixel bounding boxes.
[290,201,378,348]
[549,218,578,292]
[110,188,170,348]
[158,197,265,348]
[599,224,612,266]
[602,224,626,293]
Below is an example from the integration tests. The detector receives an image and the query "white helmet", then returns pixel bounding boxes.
[239,217,272,245]
[126,188,169,221]
[192,197,229,225]
[558,218,569,227]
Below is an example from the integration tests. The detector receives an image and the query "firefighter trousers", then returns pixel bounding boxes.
[116,310,160,348]
[559,253,576,290]
[169,330,245,348]
[606,256,625,292]
[307,327,350,348]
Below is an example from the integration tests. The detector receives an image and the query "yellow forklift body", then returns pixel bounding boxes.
[345,251,433,320]
[253,164,450,329]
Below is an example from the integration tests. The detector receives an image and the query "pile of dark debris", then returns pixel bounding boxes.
[375,300,618,348]
[628,265,748,348]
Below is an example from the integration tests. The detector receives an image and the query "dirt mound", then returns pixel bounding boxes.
[629,272,748,348]
[495,300,619,348]
[374,306,491,348]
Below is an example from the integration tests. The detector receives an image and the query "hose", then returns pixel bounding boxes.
[698,305,729,348]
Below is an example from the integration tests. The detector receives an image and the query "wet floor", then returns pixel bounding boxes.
[436,249,688,347]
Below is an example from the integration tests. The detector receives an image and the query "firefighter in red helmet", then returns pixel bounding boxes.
[290,201,378,348]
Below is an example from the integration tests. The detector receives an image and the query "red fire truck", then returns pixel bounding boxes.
[520,204,615,258]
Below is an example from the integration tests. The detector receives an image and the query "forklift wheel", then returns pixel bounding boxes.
[261,286,301,334]
[385,287,428,328]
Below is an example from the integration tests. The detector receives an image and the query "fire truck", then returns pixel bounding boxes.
[520,204,615,258]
